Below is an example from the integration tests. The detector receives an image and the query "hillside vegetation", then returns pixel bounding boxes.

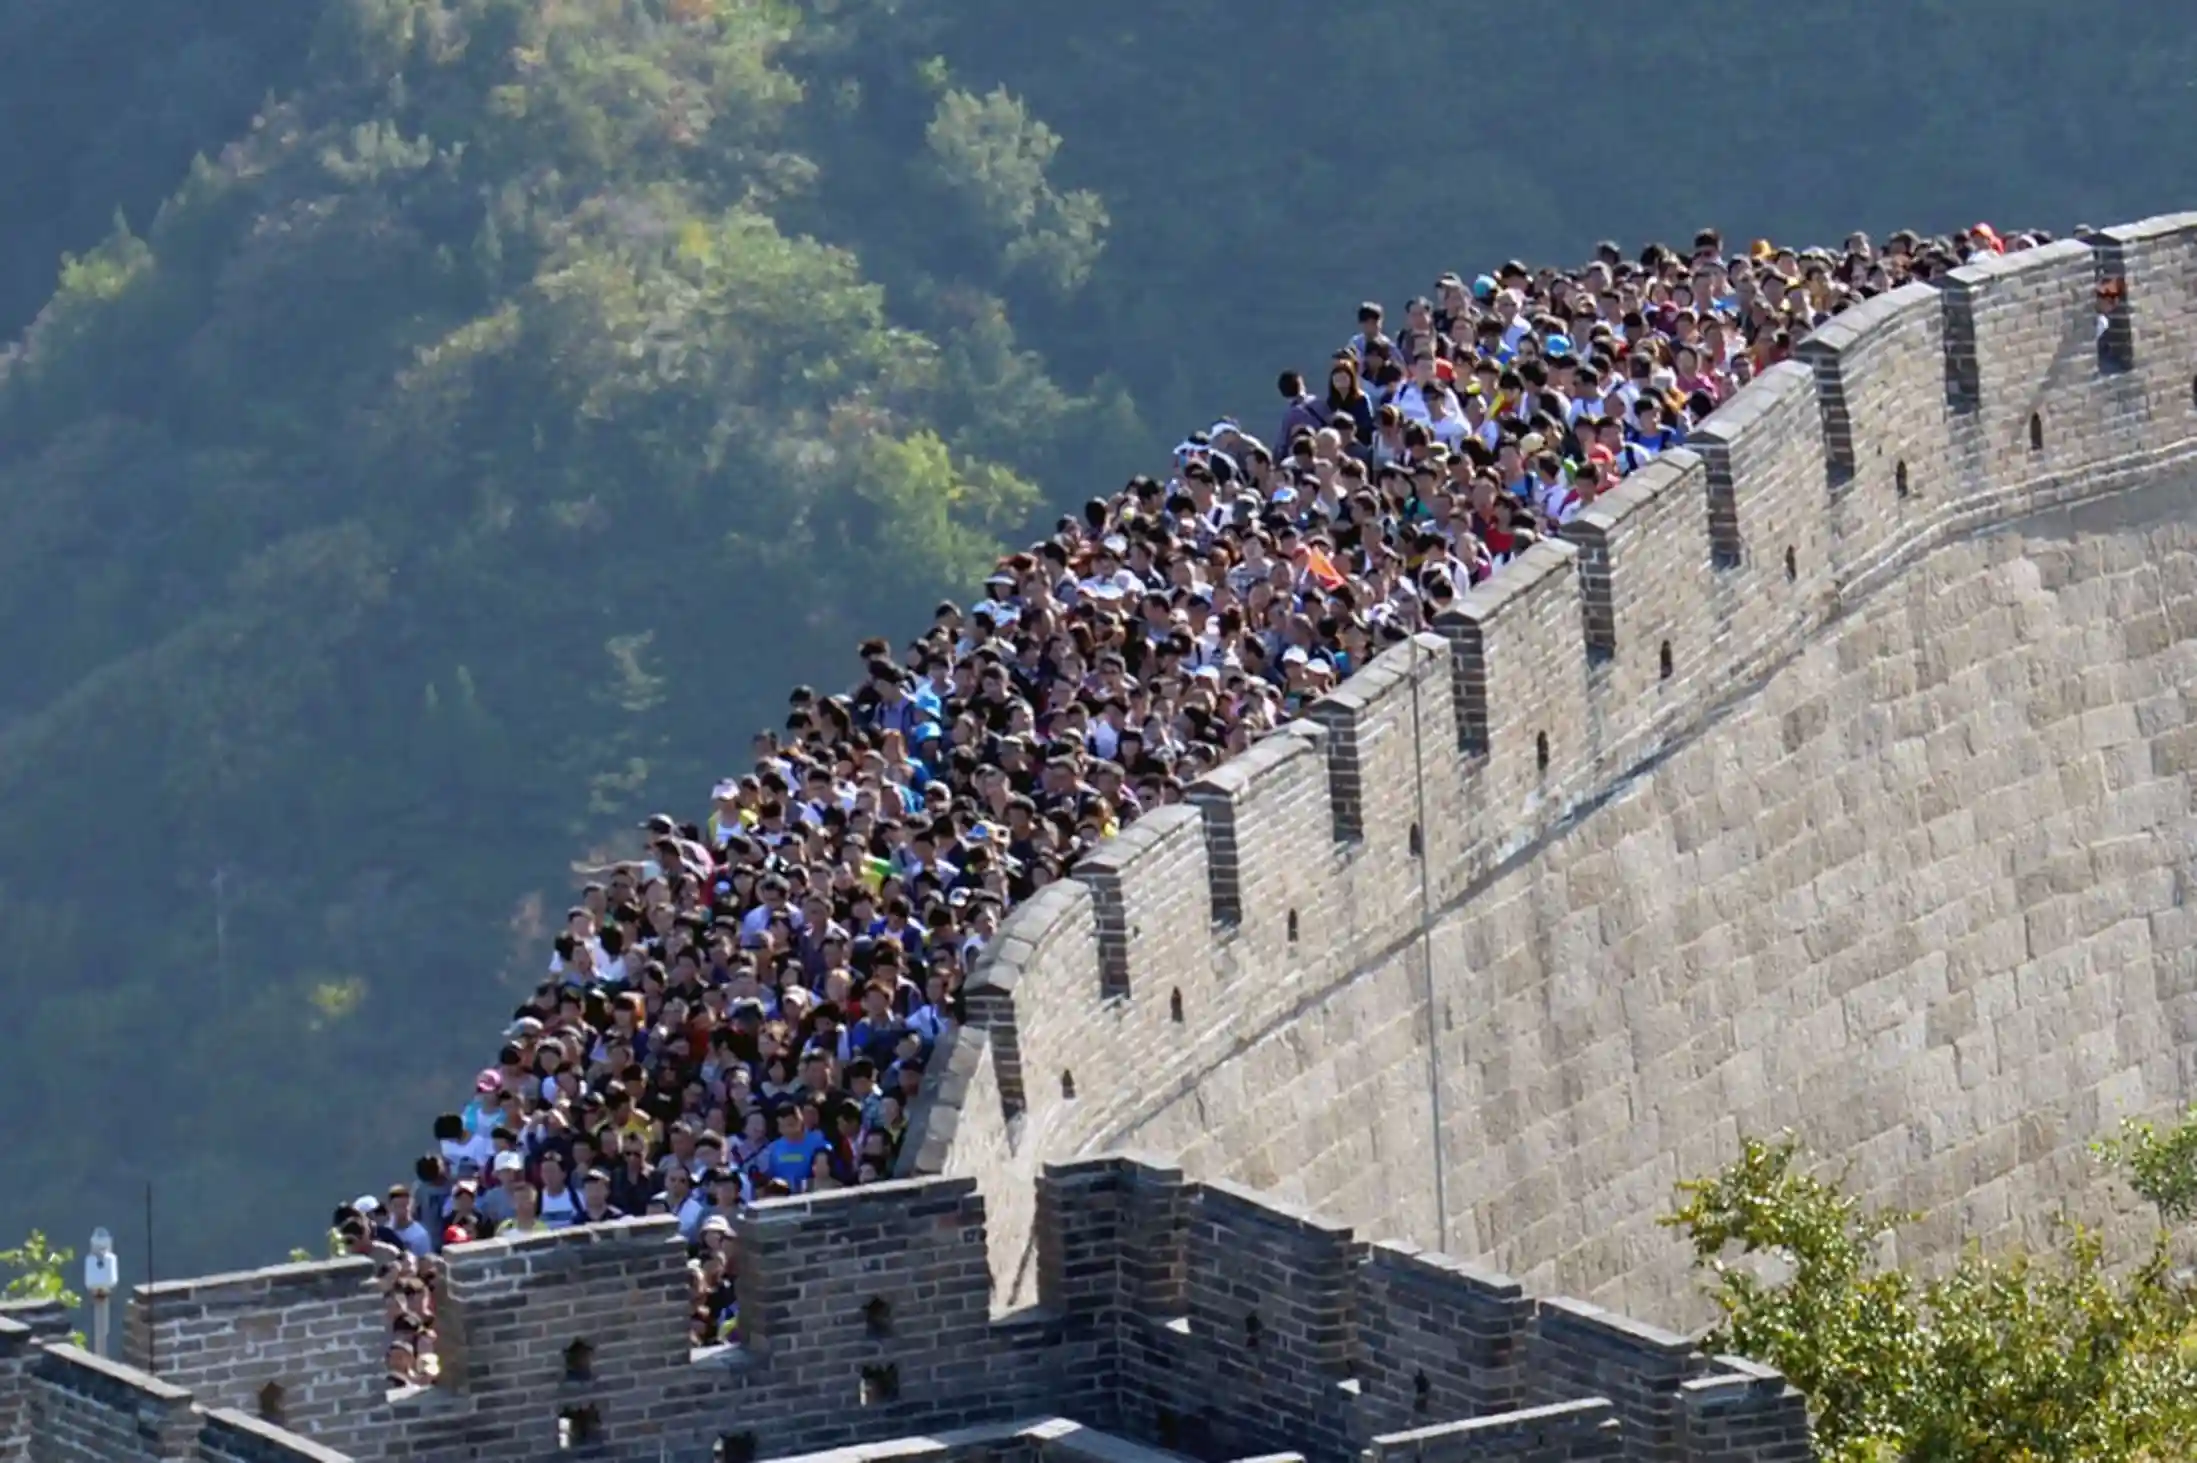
[1,0,2194,1280]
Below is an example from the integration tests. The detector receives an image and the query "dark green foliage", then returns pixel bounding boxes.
[0,0,2194,1282]
[0,0,1119,1278]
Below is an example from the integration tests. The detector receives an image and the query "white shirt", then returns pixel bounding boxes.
[1533,477,1585,525]
[538,1185,581,1229]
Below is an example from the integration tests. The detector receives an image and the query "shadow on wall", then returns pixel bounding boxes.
[901,212,2197,1325]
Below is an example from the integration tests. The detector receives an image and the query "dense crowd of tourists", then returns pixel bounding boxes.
[334,221,2054,1380]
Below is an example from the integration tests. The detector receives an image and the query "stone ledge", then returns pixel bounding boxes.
[200,1405,357,1463]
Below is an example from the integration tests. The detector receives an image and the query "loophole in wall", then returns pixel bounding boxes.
[1408,822,1423,857]
[2029,412,2045,451]
[1060,1070,1077,1100]
[717,1435,760,1463]
[562,1339,594,1383]
[1287,909,1300,943]
[863,1298,893,1339]
[257,1383,286,1426]
[557,1405,603,1449]
[1535,731,1550,772]
[1244,1312,1263,1350]
[1658,640,1673,681]
[1169,987,1184,1023]
[1413,1370,1431,1415]
[1784,545,1797,582]
[1895,459,1910,499]
[860,1363,901,1406]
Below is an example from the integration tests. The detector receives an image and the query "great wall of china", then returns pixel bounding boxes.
[9,210,2197,1462]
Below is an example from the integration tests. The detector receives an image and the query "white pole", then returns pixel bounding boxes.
[84,1228,118,1358]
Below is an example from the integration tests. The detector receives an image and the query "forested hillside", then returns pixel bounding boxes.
[1,0,2193,1279]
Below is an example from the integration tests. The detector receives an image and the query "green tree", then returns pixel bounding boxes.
[0,1231,79,1310]
[2094,1104,2197,1224]
[1666,1132,2197,1462]
[920,86,1106,297]
[0,0,1115,1283]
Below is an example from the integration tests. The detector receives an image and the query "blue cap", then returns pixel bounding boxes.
[1472,275,1497,299]
[1545,334,1574,356]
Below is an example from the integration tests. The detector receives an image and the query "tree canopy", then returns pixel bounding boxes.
[1667,1116,2197,1462]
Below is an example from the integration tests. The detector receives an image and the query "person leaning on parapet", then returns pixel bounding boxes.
[328,213,2062,1375]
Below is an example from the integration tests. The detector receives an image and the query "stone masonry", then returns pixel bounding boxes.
[9,208,2197,1462]
[906,209,2197,1327]
[0,1160,1809,1463]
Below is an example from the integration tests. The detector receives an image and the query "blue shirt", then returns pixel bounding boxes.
[759,1131,830,1188]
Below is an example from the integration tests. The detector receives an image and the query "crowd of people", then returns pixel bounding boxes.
[331,221,2055,1374]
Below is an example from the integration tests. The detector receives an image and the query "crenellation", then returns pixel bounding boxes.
[28,1343,198,1462]
[1790,283,1951,598]
[1310,631,1460,934]
[122,1255,386,1461]
[1673,1361,1809,1463]
[1937,238,2105,497]
[2,1165,1815,1463]
[963,877,1100,1148]
[1354,1244,1528,1426]
[30,209,2197,1463]
[1523,1301,1703,1463]
[900,1022,986,1177]
[1184,722,1328,936]
[1443,537,1592,847]
[0,1316,32,1463]
[1562,449,1716,771]
[1684,361,1834,684]
[1079,804,1212,1005]
[2094,212,2197,425]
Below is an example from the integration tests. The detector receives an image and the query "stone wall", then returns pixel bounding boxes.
[1023,1156,1809,1463]
[904,210,2197,1325]
[18,207,2197,1462]
[0,1164,1815,1462]
[126,1256,387,1457]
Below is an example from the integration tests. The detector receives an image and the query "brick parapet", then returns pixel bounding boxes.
[124,1254,386,1460]
[0,1164,1814,1462]
[0,1315,32,1463]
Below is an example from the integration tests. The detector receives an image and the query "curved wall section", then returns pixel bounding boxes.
[900,211,2197,1324]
